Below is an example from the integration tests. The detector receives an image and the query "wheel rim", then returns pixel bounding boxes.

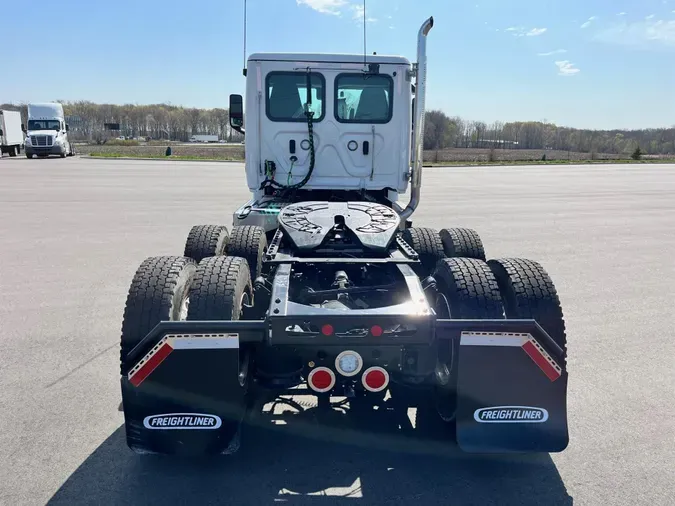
[237,291,251,388]
[433,289,456,421]
[178,296,190,321]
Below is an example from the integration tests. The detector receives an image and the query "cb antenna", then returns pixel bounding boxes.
[363,0,367,67]
[243,0,248,76]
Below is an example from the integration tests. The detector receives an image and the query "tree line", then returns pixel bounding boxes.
[0,101,242,143]
[1,101,673,154]
[424,110,675,155]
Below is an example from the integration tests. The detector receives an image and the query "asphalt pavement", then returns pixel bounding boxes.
[1,157,674,505]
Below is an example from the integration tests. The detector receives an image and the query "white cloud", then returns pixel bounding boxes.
[555,60,580,76]
[505,26,546,37]
[296,0,348,16]
[351,4,377,23]
[646,14,656,20]
[595,19,675,49]
[538,49,567,56]
[581,16,598,29]
[618,12,626,16]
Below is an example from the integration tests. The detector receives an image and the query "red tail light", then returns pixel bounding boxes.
[321,324,334,336]
[307,367,335,393]
[362,366,389,392]
[370,325,383,337]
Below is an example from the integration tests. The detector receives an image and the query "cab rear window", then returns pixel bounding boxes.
[335,74,393,123]
[266,72,325,122]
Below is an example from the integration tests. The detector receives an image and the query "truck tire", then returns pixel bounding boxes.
[488,258,567,358]
[119,256,196,375]
[183,225,229,263]
[227,225,267,281]
[186,256,253,454]
[432,257,504,319]
[401,227,445,276]
[26,153,33,159]
[9,146,17,157]
[439,228,486,260]
[419,258,504,427]
[187,256,252,322]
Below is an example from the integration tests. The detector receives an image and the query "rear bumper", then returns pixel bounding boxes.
[122,317,568,454]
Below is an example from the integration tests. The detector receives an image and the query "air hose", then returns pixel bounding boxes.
[261,70,316,193]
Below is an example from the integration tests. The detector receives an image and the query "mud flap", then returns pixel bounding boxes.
[453,325,568,453]
[121,332,247,456]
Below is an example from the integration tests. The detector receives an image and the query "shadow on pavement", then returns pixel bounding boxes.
[49,398,572,506]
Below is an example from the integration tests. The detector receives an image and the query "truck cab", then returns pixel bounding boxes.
[24,103,73,158]
[229,19,432,232]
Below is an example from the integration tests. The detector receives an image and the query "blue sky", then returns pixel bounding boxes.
[2,0,674,129]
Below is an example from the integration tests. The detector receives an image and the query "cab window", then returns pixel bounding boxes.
[266,72,325,122]
[335,74,393,123]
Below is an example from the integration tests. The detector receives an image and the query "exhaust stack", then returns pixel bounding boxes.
[400,16,434,223]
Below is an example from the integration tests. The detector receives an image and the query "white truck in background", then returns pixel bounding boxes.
[0,110,23,157]
[189,134,218,143]
[24,103,73,158]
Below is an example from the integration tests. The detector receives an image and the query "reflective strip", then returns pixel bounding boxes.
[167,333,239,350]
[522,338,562,382]
[128,334,239,387]
[128,339,173,387]
[460,331,562,382]
[460,332,528,347]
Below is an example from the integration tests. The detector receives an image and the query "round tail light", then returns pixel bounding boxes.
[362,366,389,392]
[335,350,363,377]
[307,367,335,393]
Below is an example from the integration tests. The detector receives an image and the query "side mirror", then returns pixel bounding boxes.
[229,94,245,135]
[66,124,69,132]
[21,124,26,133]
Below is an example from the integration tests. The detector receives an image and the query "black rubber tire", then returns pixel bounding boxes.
[401,227,445,276]
[419,258,504,428]
[119,256,196,375]
[9,146,17,157]
[432,257,504,318]
[439,228,486,260]
[187,256,253,401]
[184,225,229,263]
[227,225,267,281]
[26,153,32,159]
[187,256,252,321]
[488,258,567,359]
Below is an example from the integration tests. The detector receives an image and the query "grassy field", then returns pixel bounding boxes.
[80,143,674,165]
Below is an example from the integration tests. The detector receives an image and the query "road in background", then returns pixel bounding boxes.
[1,158,674,505]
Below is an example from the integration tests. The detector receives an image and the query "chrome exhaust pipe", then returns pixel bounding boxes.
[400,16,433,223]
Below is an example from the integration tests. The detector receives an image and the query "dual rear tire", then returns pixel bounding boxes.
[419,253,566,427]
[401,226,486,276]
[120,254,254,455]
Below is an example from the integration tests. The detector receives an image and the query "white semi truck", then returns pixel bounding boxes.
[189,134,219,143]
[24,103,73,158]
[0,110,23,157]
